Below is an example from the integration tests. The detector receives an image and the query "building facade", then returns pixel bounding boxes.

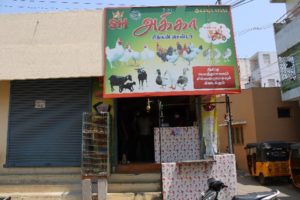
[238,58,251,89]
[272,0,300,102]
[244,52,281,89]
[0,7,240,199]
[217,87,300,171]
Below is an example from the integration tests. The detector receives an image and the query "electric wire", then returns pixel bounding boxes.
[232,0,255,8]
[223,0,235,5]
[237,24,273,36]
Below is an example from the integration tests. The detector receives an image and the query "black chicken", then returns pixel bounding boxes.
[156,45,174,62]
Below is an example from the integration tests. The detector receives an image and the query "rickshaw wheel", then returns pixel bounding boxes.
[259,173,267,185]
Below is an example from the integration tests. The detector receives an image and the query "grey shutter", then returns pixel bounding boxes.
[6,78,91,167]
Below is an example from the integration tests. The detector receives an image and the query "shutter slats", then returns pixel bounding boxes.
[6,78,91,167]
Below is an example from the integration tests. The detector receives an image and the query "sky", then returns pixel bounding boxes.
[0,0,286,58]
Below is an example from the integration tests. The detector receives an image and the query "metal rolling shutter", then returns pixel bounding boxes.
[6,78,91,167]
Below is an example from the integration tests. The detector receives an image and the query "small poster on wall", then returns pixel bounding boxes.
[104,5,240,98]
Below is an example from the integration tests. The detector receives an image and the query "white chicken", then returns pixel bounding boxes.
[141,44,155,61]
[106,38,124,68]
[119,43,132,63]
[203,48,221,62]
[164,70,176,90]
[223,48,232,62]
[131,48,141,64]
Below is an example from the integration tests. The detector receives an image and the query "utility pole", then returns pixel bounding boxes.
[225,94,233,153]
[216,0,233,154]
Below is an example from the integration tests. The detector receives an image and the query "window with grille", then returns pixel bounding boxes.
[232,126,244,145]
[268,79,276,87]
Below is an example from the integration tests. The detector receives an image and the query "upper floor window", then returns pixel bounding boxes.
[232,126,244,145]
[277,107,291,118]
[263,54,271,65]
[268,79,276,87]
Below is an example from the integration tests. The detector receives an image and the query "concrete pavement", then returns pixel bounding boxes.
[237,171,300,200]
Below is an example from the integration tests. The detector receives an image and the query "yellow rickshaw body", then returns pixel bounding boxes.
[290,143,300,188]
[245,141,290,184]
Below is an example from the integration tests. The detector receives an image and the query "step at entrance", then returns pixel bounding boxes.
[115,163,161,173]
[107,173,162,200]
[0,173,81,200]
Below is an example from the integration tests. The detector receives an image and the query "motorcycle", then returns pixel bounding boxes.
[201,178,280,200]
[0,197,11,200]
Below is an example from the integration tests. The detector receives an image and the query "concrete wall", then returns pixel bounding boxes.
[286,0,299,11]
[253,88,300,142]
[275,15,300,54]
[0,10,104,80]
[217,88,300,171]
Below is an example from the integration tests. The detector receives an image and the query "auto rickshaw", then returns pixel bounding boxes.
[289,143,300,188]
[245,141,290,185]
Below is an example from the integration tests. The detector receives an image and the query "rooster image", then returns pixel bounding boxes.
[182,43,203,65]
[106,38,124,68]
[166,49,179,65]
[176,42,184,56]
[156,43,174,62]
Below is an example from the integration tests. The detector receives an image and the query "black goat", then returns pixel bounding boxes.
[120,81,136,92]
[135,68,147,90]
[108,75,132,92]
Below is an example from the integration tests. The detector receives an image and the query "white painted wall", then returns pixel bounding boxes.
[238,58,251,89]
[249,52,280,88]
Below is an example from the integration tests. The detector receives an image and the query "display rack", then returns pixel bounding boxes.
[81,112,110,177]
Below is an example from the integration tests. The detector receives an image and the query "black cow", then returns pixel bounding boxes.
[108,75,132,92]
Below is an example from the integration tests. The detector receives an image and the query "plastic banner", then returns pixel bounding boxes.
[104,6,240,98]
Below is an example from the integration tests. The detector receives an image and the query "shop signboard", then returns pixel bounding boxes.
[104,5,240,98]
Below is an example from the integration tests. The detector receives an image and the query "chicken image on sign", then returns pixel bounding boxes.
[104,6,240,98]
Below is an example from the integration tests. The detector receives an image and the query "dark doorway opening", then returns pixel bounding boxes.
[117,96,196,164]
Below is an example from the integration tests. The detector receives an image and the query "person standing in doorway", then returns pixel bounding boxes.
[136,110,154,162]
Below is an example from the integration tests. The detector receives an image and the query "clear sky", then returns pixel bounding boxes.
[0,0,286,58]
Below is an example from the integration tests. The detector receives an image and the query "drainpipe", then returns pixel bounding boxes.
[225,94,233,153]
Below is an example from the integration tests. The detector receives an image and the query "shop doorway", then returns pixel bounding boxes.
[117,96,197,165]
[117,98,158,164]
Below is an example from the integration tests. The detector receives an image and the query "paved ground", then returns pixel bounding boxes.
[237,171,300,199]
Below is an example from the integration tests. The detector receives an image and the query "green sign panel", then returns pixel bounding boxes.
[104,6,240,98]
